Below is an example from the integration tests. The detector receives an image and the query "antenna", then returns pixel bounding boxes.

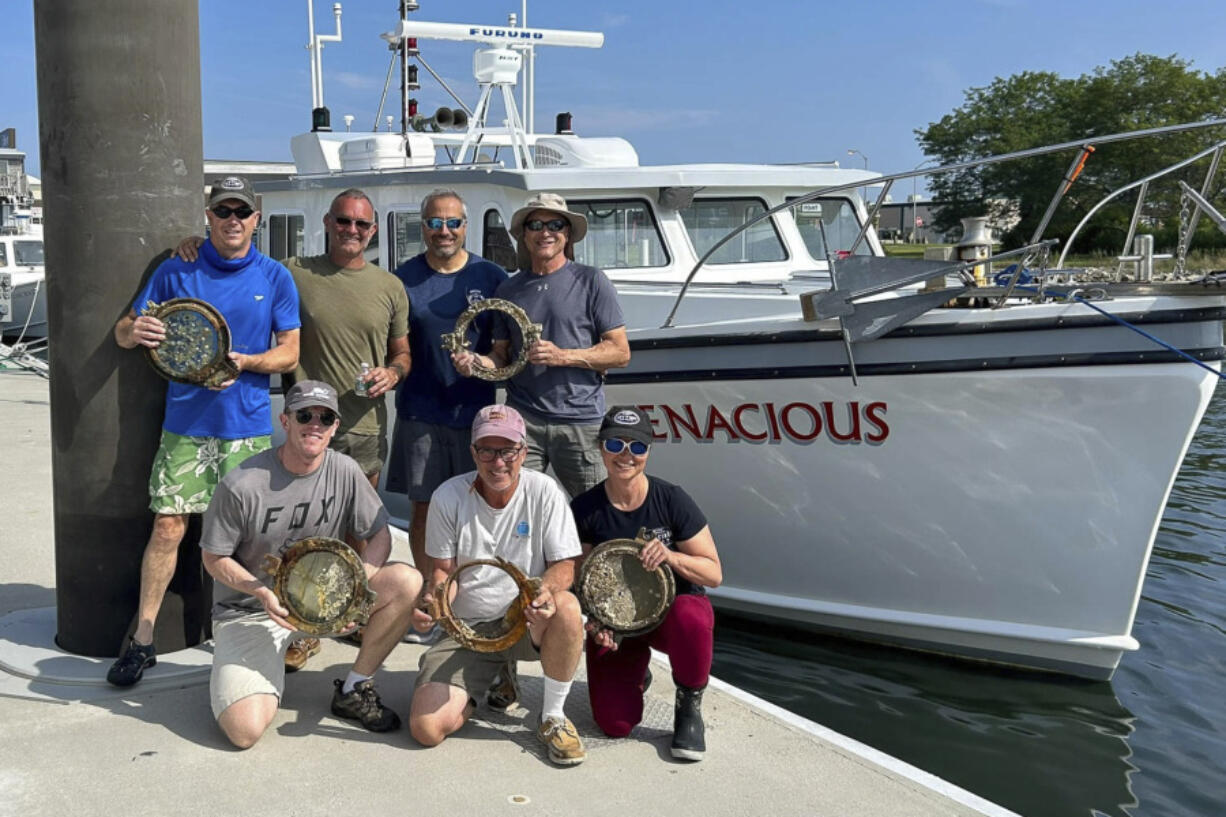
[306,1,343,131]
[380,18,603,169]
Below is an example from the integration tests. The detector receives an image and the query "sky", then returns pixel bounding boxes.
[4,0,1226,191]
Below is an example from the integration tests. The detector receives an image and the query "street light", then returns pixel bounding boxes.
[847,149,870,203]
[911,158,939,244]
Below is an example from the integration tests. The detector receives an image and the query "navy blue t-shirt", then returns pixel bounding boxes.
[393,252,508,428]
[570,476,708,596]
[132,240,300,439]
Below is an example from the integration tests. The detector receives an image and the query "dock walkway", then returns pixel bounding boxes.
[0,370,1016,817]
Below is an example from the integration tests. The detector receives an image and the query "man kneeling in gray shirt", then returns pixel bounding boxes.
[200,380,423,748]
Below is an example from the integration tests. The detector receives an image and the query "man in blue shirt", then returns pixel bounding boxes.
[388,188,507,606]
[108,176,301,687]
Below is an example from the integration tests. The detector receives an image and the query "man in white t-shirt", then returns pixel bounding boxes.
[407,404,587,766]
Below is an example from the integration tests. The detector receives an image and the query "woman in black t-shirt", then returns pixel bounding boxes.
[570,406,722,761]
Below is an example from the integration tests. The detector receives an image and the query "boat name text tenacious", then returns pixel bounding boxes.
[634,401,889,445]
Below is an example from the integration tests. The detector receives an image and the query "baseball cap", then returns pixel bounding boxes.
[471,404,526,444]
[598,405,654,446]
[207,175,257,209]
[284,380,340,415]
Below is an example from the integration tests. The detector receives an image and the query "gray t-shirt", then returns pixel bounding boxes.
[493,260,625,423]
[201,448,389,620]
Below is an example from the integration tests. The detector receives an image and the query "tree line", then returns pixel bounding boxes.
[916,55,1226,253]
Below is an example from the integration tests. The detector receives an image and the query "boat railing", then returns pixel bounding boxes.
[661,118,1226,330]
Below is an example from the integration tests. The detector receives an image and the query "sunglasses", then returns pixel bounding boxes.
[294,408,338,426]
[472,444,524,463]
[524,218,569,232]
[333,215,375,230]
[602,438,649,456]
[211,205,255,220]
[423,216,466,231]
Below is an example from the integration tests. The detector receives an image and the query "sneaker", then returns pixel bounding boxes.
[330,678,401,732]
[285,637,321,672]
[403,623,442,644]
[671,684,706,761]
[106,638,156,687]
[537,716,586,766]
[486,661,519,711]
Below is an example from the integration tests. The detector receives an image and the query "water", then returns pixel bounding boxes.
[712,390,1226,817]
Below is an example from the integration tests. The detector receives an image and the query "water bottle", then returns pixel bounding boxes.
[354,362,371,397]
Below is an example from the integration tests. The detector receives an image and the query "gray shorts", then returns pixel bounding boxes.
[518,410,605,499]
[209,612,303,719]
[415,625,541,702]
[387,417,473,501]
[330,429,388,477]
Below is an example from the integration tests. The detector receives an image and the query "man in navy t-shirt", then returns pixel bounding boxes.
[388,188,507,598]
[108,176,300,688]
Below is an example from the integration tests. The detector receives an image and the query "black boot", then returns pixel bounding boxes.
[671,683,706,761]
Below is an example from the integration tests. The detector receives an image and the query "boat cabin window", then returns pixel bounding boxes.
[681,198,787,264]
[787,197,871,260]
[483,210,518,272]
[267,213,305,261]
[569,199,669,270]
[14,241,43,266]
[387,210,423,270]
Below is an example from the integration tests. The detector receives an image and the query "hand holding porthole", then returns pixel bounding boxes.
[578,528,676,642]
[141,298,240,388]
[440,298,542,381]
[431,558,543,652]
[261,537,377,636]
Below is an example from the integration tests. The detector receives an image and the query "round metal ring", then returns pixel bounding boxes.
[261,537,377,636]
[433,558,542,652]
[578,528,676,639]
[141,297,240,388]
[440,298,543,381]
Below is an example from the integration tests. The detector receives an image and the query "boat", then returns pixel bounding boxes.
[0,135,47,341]
[257,4,1226,679]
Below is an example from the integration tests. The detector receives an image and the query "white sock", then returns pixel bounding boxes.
[342,671,371,695]
[541,676,572,723]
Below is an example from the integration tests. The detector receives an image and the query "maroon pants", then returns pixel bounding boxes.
[586,593,714,737]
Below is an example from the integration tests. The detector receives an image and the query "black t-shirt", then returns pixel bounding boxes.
[570,476,708,596]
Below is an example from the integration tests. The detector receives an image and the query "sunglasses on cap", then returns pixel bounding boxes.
[602,438,649,456]
[472,444,524,462]
[423,216,466,231]
[333,215,374,230]
[211,204,255,220]
[294,408,338,426]
[524,218,569,232]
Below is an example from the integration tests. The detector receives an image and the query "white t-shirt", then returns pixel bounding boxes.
[426,468,581,622]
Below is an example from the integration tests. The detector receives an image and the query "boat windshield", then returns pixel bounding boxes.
[788,197,872,260]
[681,198,787,264]
[14,241,43,266]
[571,199,669,270]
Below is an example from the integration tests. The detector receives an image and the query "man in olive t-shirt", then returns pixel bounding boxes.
[285,189,410,487]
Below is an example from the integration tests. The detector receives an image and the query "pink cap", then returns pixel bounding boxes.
[471,404,526,444]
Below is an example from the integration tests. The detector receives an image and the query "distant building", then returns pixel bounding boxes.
[876,199,944,244]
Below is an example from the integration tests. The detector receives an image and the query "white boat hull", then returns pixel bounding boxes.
[602,294,1224,678]
[1,272,48,340]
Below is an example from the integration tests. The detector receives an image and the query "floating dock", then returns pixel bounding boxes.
[0,370,1016,817]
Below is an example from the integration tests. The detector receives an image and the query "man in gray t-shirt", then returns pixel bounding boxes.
[453,192,630,499]
[200,380,423,748]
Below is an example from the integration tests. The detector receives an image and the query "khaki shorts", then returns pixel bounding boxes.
[415,624,541,702]
[148,431,270,514]
[209,611,301,719]
[518,411,604,499]
[331,429,388,477]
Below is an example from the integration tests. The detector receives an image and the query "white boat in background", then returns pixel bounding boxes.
[1,133,47,341]
[260,4,1226,679]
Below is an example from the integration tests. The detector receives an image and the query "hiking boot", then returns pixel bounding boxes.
[537,716,586,766]
[330,678,401,732]
[671,684,706,761]
[284,637,320,672]
[486,661,519,711]
[106,638,157,687]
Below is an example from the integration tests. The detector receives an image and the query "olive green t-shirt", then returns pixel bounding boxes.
[286,255,409,436]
